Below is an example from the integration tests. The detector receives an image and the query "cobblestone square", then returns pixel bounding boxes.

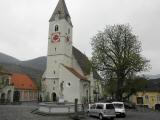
[0,104,160,120]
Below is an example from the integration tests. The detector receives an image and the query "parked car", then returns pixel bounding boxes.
[87,103,116,120]
[112,102,126,117]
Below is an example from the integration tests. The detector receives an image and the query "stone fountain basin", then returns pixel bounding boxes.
[38,102,83,114]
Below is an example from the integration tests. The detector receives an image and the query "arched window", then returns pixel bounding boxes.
[55,25,59,32]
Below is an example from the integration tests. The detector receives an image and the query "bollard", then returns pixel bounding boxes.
[75,98,78,114]
[72,98,80,120]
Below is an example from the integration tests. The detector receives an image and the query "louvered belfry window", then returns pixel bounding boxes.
[55,25,59,32]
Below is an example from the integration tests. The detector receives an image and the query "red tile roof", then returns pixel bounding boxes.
[63,65,89,81]
[11,73,37,90]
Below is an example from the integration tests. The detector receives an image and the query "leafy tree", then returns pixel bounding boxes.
[91,24,150,101]
[0,65,3,72]
[123,76,148,100]
[103,75,117,98]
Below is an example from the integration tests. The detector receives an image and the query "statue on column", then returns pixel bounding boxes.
[60,81,64,96]
[59,81,64,103]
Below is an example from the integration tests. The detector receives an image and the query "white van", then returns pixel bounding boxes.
[87,103,116,120]
[112,102,126,117]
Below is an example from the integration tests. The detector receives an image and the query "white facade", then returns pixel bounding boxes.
[0,73,38,103]
[60,64,81,102]
[42,0,102,103]
[0,86,14,103]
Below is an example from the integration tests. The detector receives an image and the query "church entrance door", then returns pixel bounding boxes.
[52,92,56,102]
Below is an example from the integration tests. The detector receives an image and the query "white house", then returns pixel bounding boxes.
[41,0,102,103]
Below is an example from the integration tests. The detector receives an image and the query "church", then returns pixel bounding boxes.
[41,0,102,103]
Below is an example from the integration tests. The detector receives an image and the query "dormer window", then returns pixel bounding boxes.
[55,25,59,32]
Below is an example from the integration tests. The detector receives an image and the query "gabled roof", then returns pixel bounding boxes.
[72,46,91,75]
[72,46,102,80]
[49,0,72,25]
[11,73,37,90]
[63,65,88,81]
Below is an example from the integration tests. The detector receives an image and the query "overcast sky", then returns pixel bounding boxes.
[0,0,160,75]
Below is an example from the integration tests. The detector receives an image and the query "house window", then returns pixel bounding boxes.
[151,96,155,102]
[29,91,32,100]
[6,79,9,85]
[145,95,149,103]
[157,96,160,102]
[68,28,70,34]
[55,48,56,51]
[53,71,55,74]
[137,97,143,104]
[145,95,149,99]
[55,25,59,32]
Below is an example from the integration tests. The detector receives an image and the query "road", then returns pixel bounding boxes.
[0,104,160,120]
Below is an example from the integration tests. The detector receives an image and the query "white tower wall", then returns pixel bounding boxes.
[43,0,73,101]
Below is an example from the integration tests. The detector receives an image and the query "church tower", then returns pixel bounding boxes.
[42,0,73,101]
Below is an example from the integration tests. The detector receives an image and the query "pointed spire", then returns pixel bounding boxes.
[49,0,72,25]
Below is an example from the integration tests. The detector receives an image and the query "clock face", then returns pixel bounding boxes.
[51,32,60,43]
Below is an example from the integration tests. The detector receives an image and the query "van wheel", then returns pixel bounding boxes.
[122,114,126,118]
[110,117,115,120]
[99,114,103,120]
[87,111,90,116]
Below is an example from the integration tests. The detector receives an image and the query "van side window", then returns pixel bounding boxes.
[90,104,96,109]
[106,104,114,109]
[96,104,103,109]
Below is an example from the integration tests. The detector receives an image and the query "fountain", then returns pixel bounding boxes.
[38,82,83,114]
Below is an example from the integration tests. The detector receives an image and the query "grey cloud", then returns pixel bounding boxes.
[0,0,160,75]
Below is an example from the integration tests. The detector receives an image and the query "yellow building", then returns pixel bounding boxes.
[130,79,160,109]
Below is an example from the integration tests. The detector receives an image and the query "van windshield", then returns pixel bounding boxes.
[106,104,114,109]
[113,103,123,108]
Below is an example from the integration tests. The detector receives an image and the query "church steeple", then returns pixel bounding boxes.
[49,0,72,25]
